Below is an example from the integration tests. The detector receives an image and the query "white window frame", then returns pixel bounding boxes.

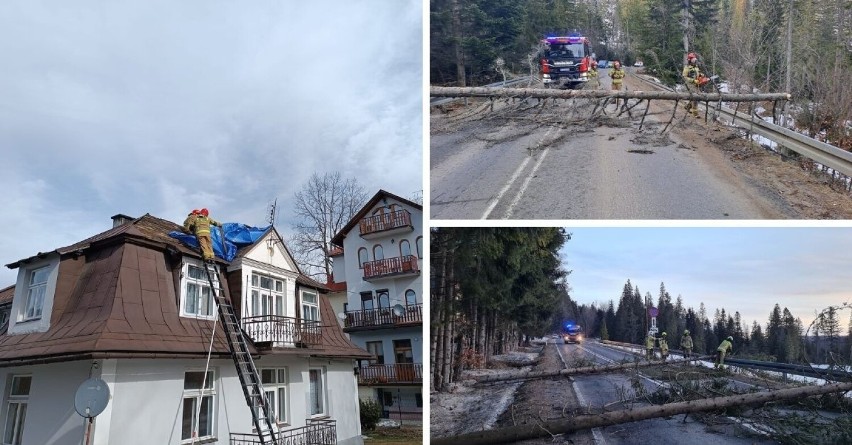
[180,260,218,320]
[301,290,320,322]
[399,239,411,258]
[180,370,216,443]
[9,255,59,335]
[357,248,368,269]
[248,273,285,318]
[2,375,31,445]
[405,289,417,306]
[261,368,289,426]
[308,367,327,418]
[22,267,48,322]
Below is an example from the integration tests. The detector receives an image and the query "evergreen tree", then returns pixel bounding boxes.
[767,304,785,361]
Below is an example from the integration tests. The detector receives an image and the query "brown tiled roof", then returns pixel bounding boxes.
[330,190,422,246]
[0,213,364,365]
[325,279,347,293]
[5,214,202,269]
[0,285,13,305]
[297,274,329,292]
[328,247,344,256]
[0,241,240,363]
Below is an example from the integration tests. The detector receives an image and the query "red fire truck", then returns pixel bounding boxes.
[539,34,593,89]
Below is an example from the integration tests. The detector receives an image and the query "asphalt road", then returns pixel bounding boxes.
[430,71,776,220]
[556,339,775,445]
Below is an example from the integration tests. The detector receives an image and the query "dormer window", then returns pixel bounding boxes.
[9,255,59,335]
[23,267,49,321]
[180,261,218,319]
[301,291,319,322]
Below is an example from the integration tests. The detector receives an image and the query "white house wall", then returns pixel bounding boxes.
[83,357,362,445]
[241,233,299,274]
[0,361,90,445]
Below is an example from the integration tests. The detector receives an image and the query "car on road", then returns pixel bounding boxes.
[562,324,583,344]
[634,60,644,67]
[598,60,608,69]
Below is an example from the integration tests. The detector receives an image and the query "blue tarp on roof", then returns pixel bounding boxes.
[169,223,271,262]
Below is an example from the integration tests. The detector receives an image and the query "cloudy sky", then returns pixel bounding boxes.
[561,227,852,331]
[0,1,422,285]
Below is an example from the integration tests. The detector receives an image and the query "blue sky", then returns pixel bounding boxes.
[0,1,422,286]
[560,227,852,331]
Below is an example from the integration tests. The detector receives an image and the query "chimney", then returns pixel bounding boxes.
[111,214,135,228]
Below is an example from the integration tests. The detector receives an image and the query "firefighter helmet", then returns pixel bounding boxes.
[727,336,733,341]
[684,330,690,335]
[200,208,209,217]
[687,52,697,60]
[662,332,667,336]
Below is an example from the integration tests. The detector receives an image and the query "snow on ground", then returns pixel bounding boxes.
[431,348,543,438]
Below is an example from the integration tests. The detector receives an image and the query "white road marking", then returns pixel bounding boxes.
[556,342,608,445]
[504,146,551,219]
[481,125,557,219]
[480,156,532,219]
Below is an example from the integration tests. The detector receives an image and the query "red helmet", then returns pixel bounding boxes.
[687,52,697,61]
[200,208,209,216]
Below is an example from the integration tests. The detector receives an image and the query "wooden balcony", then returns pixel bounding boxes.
[358,210,413,239]
[241,315,322,347]
[343,304,422,331]
[358,363,422,386]
[231,419,336,445]
[362,255,419,281]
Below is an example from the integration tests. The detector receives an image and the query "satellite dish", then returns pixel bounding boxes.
[337,312,346,320]
[391,304,405,317]
[74,378,110,418]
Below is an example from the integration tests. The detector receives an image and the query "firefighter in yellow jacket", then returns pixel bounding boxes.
[659,332,670,362]
[714,336,733,369]
[681,330,694,359]
[645,334,656,360]
[182,209,199,233]
[682,52,702,117]
[191,208,221,262]
[609,60,626,108]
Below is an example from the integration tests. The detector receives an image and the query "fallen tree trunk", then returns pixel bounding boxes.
[431,380,852,445]
[474,355,712,384]
[431,86,791,103]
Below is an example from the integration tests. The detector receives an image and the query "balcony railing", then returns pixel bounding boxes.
[242,315,322,346]
[363,255,419,280]
[358,363,422,385]
[344,304,422,330]
[359,210,412,237]
[231,419,336,445]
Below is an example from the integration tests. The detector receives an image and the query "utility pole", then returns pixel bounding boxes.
[682,0,691,62]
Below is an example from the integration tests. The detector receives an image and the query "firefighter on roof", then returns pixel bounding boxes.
[682,52,703,117]
[190,208,221,262]
[183,209,199,234]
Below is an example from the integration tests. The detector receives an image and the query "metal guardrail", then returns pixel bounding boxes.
[599,339,852,382]
[430,76,532,106]
[631,74,852,178]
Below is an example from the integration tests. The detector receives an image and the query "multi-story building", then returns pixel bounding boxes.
[0,213,369,445]
[330,190,423,421]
